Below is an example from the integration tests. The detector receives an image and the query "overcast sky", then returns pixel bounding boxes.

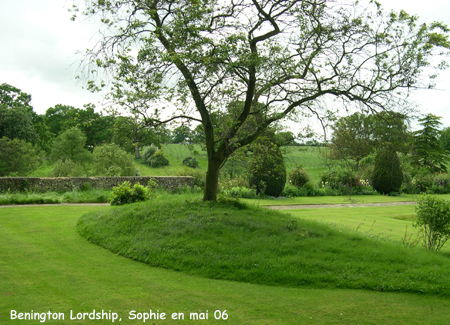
[1,0,449,128]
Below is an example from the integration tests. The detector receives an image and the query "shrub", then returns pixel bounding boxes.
[431,174,450,194]
[219,176,249,191]
[141,144,158,161]
[223,186,258,199]
[371,143,403,194]
[288,165,310,188]
[176,167,206,189]
[182,156,199,169]
[414,195,450,252]
[146,150,169,168]
[92,143,136,176]
[110,181,152,206]
[249,132,286,197]
[319,166,359,190]
[50,159,86,177]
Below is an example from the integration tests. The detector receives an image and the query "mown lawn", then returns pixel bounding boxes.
[1,203,450,324]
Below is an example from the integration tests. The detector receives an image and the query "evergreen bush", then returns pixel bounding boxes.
[371,143,403,194]
[249,132,286,197]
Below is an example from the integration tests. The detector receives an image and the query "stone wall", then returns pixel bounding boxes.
[0,176,194,193]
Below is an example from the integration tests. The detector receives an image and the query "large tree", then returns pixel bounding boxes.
[411,114,448,173]
[75,0,449,201]
[328,111,409,169]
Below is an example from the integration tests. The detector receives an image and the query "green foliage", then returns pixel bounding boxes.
[249,133,287,197]
[92,143,136,176]
[175,167,206,189]
[411,114,448,173]
[0,137,41,176]
[45,104,114,148]
[141,145,170,168]
[77,0,450,201]
[141,144,159,161]
[112,115,159,156]
[440,127,450,152]
[0,106,38,143]
[288,165,311,188]
[50,127,92,164]
[328,111,409,169]
[372,143,403,194]
[110,181,153,206]
[414,195,450,251]
[328,112,375,168]
[146,149,169,168]
[50,159,86,177]
[319,166,359,190]
[222,186,257,199]
[182,156,198,169]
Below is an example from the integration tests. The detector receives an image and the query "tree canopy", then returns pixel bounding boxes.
[411,114,449,173]
[75,0,450,201]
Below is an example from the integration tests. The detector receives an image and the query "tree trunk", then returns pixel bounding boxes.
[203,158,222,201]
[135,145,140,158]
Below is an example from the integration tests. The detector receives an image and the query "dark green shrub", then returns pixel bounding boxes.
[371,143,403,194]
[110,181,151,206]
[288,165,310,188]
[414,195,450,251]
[182,156,199,169]
[249,133,286,197]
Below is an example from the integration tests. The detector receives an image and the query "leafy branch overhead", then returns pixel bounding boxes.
[74,0,450,201]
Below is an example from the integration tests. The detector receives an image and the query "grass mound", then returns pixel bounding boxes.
[77,196,450,296]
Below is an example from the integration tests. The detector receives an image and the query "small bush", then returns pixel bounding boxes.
[182,156,199,169]
[414,195,450,252]
[223,186,257,199]
[50,159,86,177]
[141,144,158,161]
[147,150,169,168]
[319,166,359,190]
[288,165,310,188]
[219,176,249,191]
[110,181,152,206]
[176,167,206,189]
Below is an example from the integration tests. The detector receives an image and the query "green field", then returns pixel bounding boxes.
[2,204,450,324]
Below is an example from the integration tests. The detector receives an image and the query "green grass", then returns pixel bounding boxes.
[283,146,327,183]
[77,196,450,297]
[2,204,450,324]
[283,205,450,252]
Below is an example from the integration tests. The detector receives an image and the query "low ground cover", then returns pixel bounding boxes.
[2,203,450,324]
[77,195,450,297]
[0,188,111,205]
